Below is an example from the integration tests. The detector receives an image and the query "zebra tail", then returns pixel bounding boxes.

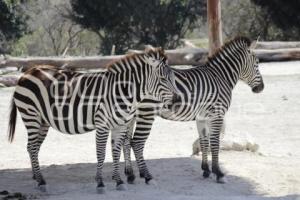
[8,97,17,143]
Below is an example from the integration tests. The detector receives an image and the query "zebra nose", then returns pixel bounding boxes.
[252,82,264,93]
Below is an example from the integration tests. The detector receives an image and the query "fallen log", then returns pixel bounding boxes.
[0,55,124,71]
[256,41,300,50]
[255,48,300,62]
[1,48,300,71]
[0,48,207,71]
[137,47,208,65]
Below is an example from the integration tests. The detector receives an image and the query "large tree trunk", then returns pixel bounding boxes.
[207,0,223,55]
[206,0,226,139]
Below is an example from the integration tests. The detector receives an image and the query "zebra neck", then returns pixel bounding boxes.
[107,66,146,103]
[207,51,243,90]
[108,57,159,103]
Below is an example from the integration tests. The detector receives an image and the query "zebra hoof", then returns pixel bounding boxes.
[203,171,211,178]
[116,183,127,191]
[217,176,227,184]
[127,174,135,184]
[97,187,105,194]
[37,185,47,192]
[146,179,157,186]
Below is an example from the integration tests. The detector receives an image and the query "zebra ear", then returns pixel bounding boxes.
[250,36,260,49]
[144,55,161,68]
[157,47,164,54]
[144,45,155,52]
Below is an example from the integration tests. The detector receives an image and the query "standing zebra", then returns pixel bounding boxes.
[120,37,264,184]
[7,48,179,193]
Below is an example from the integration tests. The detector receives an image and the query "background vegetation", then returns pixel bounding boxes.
[0,0,299,56]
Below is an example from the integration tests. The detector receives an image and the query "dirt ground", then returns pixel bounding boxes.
[0,61,300,200]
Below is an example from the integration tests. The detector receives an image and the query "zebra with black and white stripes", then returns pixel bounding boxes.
[120,37,264,184]
[7,48,180,192]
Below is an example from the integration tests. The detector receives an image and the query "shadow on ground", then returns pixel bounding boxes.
[0,157,299,200]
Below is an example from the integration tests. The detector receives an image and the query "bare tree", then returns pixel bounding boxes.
[11,0,100,56]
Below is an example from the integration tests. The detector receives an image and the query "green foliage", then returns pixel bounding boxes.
[221,0,295,41]
[0,0,28,53]
[11,25,101,56]
[70,0,206,55]
[10,0,101,56]
[7,0,300,56]
[187,38,208,48]
[251,0,300,40]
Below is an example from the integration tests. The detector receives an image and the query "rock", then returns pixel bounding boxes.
[192,133,260,155]
[0,191,27,200]
[282,95,288,101]
[0,190,9,195]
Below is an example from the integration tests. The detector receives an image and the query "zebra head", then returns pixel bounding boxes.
[143,48,180,109]
[239,38,264,93]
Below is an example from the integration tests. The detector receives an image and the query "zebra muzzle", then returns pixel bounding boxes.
[252,82,264,93]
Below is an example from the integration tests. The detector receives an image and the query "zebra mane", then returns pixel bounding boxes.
[18,65,61,84]
[144,47,167,60]
[23,65,59,74]
[106,48,167,71]
[207,36,252,62]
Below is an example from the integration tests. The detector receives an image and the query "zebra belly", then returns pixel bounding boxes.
[14,96,96,135]
[43,103,96,134]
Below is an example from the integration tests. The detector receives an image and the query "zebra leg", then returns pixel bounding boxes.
[208,117,225,183]
[123,118,135,184]
[196,120,211,178]
[123,135,135,184]
[111,128,127,190]
[95,128,109,194]
[131,115,154,184]
[26,122,49,191]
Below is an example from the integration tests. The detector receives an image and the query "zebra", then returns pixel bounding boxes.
[118,37,264,184]
[7,48,180,193]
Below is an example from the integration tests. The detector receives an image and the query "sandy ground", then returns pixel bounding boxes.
[0,61,300,200]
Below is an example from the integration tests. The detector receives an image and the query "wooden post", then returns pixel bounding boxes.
[207,0,226,136]
[207,0,223,55]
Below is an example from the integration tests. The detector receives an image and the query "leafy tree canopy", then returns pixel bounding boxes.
[70,0,206,55]
[0,0,28,53]
[251,0,300,40]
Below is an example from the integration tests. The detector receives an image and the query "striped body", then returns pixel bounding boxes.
[8,49,179,191]
[15,68,138,135]
[121,37,264,183]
